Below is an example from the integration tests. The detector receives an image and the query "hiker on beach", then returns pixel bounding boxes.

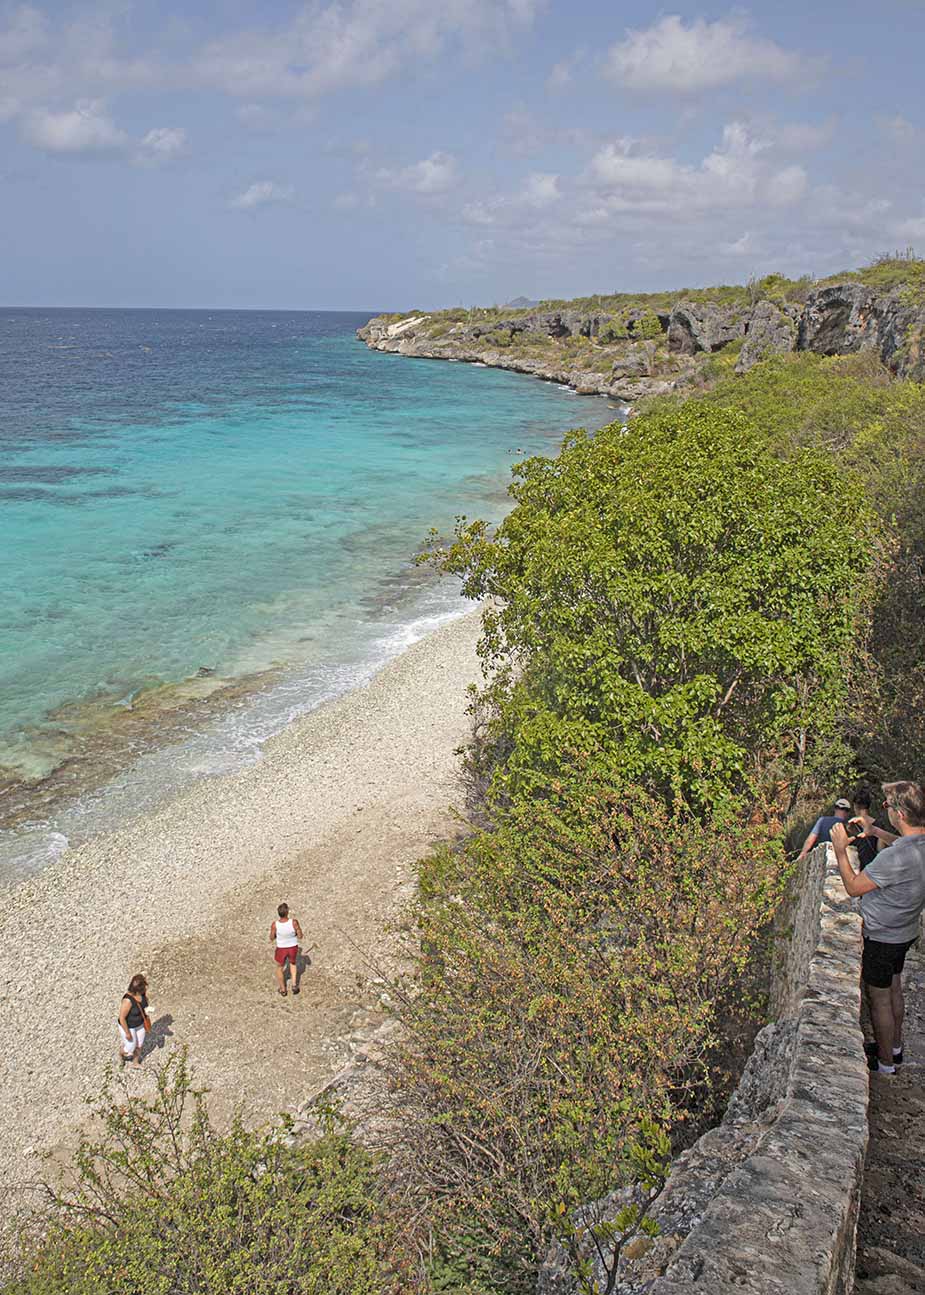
[797,795,852,859]
[270,903,303,996]
[831,781,925,1075]
[118,974,150,1068]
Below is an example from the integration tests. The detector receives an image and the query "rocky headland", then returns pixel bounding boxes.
[357,263,925,403]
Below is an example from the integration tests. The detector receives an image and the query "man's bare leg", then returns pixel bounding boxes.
[868,985,897,1067]
[890,973,905,1052]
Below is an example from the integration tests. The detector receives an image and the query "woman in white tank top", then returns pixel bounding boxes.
[270,902,303,996]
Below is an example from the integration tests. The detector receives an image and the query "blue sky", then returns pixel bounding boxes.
[1,1,923,309]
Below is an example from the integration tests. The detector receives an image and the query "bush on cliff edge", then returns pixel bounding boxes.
[5,1051,395,1295]
[425,402,879,813]
[388,778,784,1293]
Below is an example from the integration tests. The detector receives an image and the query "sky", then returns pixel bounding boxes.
[1,1,924,310]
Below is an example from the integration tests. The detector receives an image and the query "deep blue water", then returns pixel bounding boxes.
[0,307,618,874]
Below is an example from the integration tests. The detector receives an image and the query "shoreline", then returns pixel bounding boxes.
[0,575,469,881]
[0,609,483,1223]
[356,323,658,404]
[362,331,634,400]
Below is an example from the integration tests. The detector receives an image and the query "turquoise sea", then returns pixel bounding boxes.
[0,308,617,878]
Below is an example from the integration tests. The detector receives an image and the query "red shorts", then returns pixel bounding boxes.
[274,946,298,965]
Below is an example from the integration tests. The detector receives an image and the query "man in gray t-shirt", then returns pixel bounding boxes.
[831,780,925,1075]
[860,835,925,943]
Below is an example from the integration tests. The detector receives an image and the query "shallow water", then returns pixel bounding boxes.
[0,308,618,877]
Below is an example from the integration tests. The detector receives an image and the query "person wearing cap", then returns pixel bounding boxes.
[796,796,853,860]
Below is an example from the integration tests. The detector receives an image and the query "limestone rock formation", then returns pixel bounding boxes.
[668,301,746,354]
[736,300,797,374]
[356,275,925,401]
[610,341,657,380]
[798,283,923,378]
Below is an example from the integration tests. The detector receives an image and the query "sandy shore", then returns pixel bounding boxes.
[0,610,482,1222]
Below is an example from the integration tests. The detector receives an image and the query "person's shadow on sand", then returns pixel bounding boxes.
[142,1014,175,1058]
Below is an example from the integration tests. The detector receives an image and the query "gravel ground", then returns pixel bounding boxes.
[0,610,482,1226]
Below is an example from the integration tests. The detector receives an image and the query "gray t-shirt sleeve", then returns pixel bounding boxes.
[864,855,888,888]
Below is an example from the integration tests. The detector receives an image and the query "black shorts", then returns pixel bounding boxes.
[862,937,915,989]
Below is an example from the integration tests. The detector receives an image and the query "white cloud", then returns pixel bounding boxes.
[807,186,893,234]
[585,122,806,215]
[375,150,459,195]
[461,200,497,226]
[522,171,562,207]
[136,126,188,164]
[721,231,754,256]
[605,15,819,93]
[894,214,925,241]
[767,164,808,207]
[0,0,541,119]
[229,180,294,210]
[19,100,188,164]
[192,0,541,100]
[22,99,127,155]
[333,191,360,210]
[769,118,836,153]
[459,171,562,229]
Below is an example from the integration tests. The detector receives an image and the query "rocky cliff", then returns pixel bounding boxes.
[356,269,925,403]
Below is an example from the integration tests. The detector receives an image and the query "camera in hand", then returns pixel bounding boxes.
[846,821,864,838]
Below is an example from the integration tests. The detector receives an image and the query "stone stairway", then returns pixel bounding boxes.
[854,941,925,1294]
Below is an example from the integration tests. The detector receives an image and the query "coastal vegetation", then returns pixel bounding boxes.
[5,1053,391,1295]
[424,404,875,811]
[7,257,925,1293]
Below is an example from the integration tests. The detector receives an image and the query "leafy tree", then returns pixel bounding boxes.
[678,352,925,788]
[426,404,879,809]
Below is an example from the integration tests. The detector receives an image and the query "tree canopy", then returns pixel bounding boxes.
[429,403,879,807]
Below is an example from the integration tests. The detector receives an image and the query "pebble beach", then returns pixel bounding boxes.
[0,610,482,1222]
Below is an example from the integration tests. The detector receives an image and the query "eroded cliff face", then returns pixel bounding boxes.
[356,281,925,402]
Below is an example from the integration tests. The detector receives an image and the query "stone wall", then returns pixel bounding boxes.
[539,847,870,1294]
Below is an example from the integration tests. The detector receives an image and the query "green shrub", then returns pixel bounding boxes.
[629,310,663,340]
[5,1052,395,1295]
[425,403,879,809]
[658,353,925,798]
[821,251,925,304]
[393,779,784,1293]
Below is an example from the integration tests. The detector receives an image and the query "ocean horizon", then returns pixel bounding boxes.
[0,306,619,880]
